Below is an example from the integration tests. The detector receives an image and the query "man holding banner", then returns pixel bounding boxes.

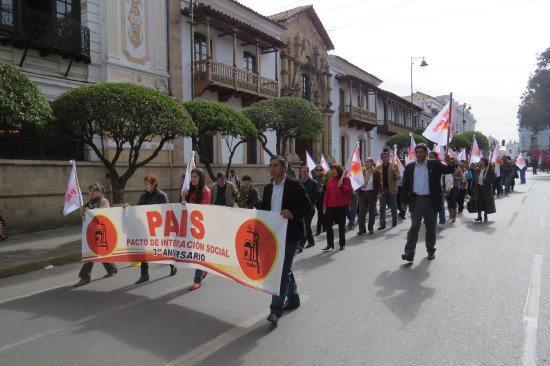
[261,156,312,325]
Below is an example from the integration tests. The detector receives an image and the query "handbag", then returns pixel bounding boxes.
[467,197,476,213]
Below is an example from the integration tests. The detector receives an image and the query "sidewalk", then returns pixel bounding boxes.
[0,225,82,278]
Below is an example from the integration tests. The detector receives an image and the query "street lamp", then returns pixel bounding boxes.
[410,57,428,128]
[462,103,471,133]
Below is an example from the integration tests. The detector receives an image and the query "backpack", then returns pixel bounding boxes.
[465,170,472,180]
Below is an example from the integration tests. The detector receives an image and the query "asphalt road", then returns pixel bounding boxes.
[1,172,549,366]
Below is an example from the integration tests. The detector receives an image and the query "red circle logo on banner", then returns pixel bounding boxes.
[86,215,118,256]
[235,219,279,281]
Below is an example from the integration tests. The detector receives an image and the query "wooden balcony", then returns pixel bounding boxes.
[339,105,377,131]
[376,120,412,135]
[194,59,278,102]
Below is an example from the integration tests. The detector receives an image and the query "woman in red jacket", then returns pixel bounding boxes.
[181,168,211,290]
[322,163,353,251]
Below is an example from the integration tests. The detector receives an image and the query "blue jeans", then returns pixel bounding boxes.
[347,197,358,226]
[379,188,397,226]
[438,195,446,224]
[270,239,300,317]
[193,269,204,284]
[503,175,513,193]
[520,170,526,183]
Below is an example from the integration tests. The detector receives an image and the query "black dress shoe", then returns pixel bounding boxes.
[377,225,386,230]
[474,217,482,222]
[340,245,345,250]
[368,230,374,235]
[305,242,315,248]
[170,266,177,276]
[296,247,303,253]
[357,231,366,235]
[427,253,436,260]
[266,312,279,325]
[392,221,397,227]
[401,254,414,262]
[135,275,149,285]
[321,245,334,252]
[283,301,300,311]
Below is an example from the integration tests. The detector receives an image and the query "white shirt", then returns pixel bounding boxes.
[361,173,374,191]
[478,169,485,185]
[270,177,285,212]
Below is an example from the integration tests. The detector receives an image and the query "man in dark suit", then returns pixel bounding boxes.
[261,156,312,325]
[400,143,455,261]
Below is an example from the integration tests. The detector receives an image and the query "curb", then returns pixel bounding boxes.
[0,252,82,278]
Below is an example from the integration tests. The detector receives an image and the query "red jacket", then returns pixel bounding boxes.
[323,176,353,208]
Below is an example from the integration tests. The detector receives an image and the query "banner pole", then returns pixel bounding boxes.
[446,92,453,156]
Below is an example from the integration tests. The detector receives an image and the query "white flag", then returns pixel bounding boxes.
[408,133,416,162]
[470,135,482,164]
[458,149,466,161]
[345,143,364,190]
[319,154,330,174]
[422,101,455,146]
[181,151,196,192]
[306,151,317,178]
[63,160,83,216]
[515,152,527,170]
[491,143,501,177]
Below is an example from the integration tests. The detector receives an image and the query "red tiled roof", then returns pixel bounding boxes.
[269,5,335,50]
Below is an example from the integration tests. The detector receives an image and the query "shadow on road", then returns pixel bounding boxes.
[374,258,435,326]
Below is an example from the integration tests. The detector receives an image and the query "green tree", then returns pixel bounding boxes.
[51,82,196,203]
[518,48,550,133]
[451,131,490,154]
[243,96,325,156]
[0,61,52,127]
[385,133,428,157]
[413,126,426,135]
[183,100,257,181]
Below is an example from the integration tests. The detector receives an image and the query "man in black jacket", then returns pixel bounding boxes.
[261,156,312,325]
[298,166,320,251]
[124,174,176,284]
[400,144,455,261]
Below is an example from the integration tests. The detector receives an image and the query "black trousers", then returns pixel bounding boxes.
[357,190,377,233]
[141,262,174,276]
[325,206,347,248]
[79,262,117,279]
[315,198,325,234]
[404,196,437,258]
[300,208,315,247]
[457,188,467,212]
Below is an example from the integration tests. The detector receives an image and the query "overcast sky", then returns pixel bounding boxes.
[238,0,550,143]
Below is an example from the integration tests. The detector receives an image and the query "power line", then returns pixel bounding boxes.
[327,0,416,31]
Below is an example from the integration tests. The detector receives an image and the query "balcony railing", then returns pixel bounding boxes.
[0,6,90,63]
[376,120,412,135]
[339,105,377,131]
[194,59,278,99]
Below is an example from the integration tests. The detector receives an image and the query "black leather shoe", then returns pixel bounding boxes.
[283,301,300,311]
[368,230,374,235]
[305,242,315,248]
[266,312,279,325]
[427,253,436,260]
[392,221,397,227]
[170,266,177,276]
[340,245,345,250]
[401,254,414,262]
[297,246,303,253]
[321,246,334,252]
[135,275,149,285]
[357,231,366,235]
[377,226,386,230]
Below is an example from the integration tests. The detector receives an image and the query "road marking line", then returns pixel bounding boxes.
[165,294,311,366]
[522,254,542,366]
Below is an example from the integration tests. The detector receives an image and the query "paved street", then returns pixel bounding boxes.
[1,172,549,366]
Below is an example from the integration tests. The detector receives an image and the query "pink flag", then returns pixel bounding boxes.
[434,144,441,159]
[422,101,455,146]
[63,160,83,216]
[376,158,380,167]
[305,150,317,178]
[181,151,196,192]
[470,135,482,163]
[408,133,416,162]
[319,154,330,174]
[515,152,527,170]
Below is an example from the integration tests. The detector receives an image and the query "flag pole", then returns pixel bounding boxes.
[446,92,453,157]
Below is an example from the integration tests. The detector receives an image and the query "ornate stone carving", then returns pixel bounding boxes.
[127,0,144,49]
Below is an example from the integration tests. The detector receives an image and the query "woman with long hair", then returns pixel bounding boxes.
[472,158,496,222]
[181,168,211,290]
[322,163,353,251]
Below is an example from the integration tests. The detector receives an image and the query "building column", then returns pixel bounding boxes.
[232,32,237,67]
[206,18,211,59]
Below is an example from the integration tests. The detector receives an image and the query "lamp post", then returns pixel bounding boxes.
[462,103,471,133]
[410,57,428,128]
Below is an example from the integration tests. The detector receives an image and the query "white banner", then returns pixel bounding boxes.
[82,203,288,295]
[63,160,83,215]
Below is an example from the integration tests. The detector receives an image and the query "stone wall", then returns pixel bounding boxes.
[0,159,273,234]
